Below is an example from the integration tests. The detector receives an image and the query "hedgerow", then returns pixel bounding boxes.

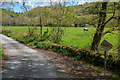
[2,30,120,73]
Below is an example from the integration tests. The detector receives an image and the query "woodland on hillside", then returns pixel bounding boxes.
[1,2,119,28]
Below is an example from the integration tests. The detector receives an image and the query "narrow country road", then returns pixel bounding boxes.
[0,34,68,78]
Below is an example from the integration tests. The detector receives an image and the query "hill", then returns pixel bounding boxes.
[1,8,21,26]
[1,2,119,27]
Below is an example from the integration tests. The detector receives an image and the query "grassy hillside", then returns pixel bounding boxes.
[1,2,119,27]
[2,9,20,18]
[1,8,21,26]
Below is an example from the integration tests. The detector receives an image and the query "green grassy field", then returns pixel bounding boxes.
[0,45,5,59]
[2,26,119,55]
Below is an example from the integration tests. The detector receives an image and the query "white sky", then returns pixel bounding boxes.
[0,0,119,9]
[0,0,119,2]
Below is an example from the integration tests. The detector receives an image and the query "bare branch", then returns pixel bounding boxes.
[103,31,115,36]
[104,16,114,25]
[0,2,4,7]
[104,2,116,26]
[103,27,119,36]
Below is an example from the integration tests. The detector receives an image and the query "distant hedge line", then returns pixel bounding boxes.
[2,30,120,73]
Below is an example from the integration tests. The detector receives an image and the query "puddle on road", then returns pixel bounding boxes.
[6,61,21,64]
[21,58,28,61]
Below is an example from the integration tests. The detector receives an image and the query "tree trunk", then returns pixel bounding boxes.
[118,13,120,54]
[91,2,108,50]
[28,18,31,36]
[28,26,31,36]
[47,26,48,33]
[58,20,61,32]
[40,17,42,35]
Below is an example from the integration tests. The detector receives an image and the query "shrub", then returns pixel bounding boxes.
[37,31,50,42]
[36,42,51,50]
[23,34,29,38]
[28,42,35,46]
[74,53,81,61]
[50,27,64,44]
